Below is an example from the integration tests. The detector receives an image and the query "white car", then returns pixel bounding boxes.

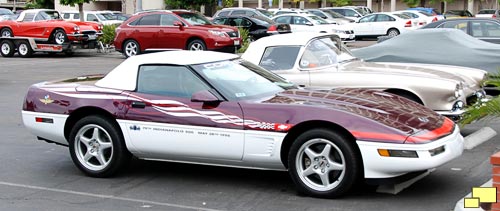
[273,8,309,16]
[475,9,500,18]
[394,10,438,27]
[321,7,365,22]
[61,11,123,25]
[307,9,355,25]
[272,14,355,41]
[353,12,417,37]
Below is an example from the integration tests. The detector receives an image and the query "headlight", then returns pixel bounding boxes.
[208,30,227,37]
[454,84,463,98]
[73,25,80,32]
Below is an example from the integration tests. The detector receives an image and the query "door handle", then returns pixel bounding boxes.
[131,101,146,108]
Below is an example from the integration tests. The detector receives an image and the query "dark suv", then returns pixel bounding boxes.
[114,10,241,57]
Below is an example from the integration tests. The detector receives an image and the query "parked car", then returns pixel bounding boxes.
[307,9,355,25]
[394,10,438,26]
[475,9,500,18]
[421,18,500,44]
[272,14,355,42]
[61,11,123,25]
[272,8,310,16]
[444,10,473,19]
[0,9,102,45]
[213,7,270,19]
[343,6,373,15]
[353,12,417,37]
[242,33,487,119]
[22,50,464,198]
[353,28,500,75]
[407,7,444,20]
[321,7,365,22]
[256,8,274,18]
[114,10,241,58]
[212,15,291,41]
[0,8,15,21]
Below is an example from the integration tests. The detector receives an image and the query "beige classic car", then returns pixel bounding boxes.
[241,33,487,120]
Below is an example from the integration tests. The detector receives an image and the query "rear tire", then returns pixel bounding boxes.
[123,40,140,58]
[288,128,360,198]
[69,116,131,177]
[387,28,400,37]
[1,28,13,37]
[0,40,15,57]
[17,41,33,58]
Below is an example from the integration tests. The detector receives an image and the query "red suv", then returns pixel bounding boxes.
[114,10,241,57]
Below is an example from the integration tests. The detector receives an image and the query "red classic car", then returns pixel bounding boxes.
[114,10,241,57]
[22,51,464,198]
[0,9,102,44]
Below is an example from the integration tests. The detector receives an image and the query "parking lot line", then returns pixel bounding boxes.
[0,181,221,211]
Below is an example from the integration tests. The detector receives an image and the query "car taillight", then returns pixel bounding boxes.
[432,17,438,22]
[268,25,277,32]
[493,14,497,18]
[405,20,412,27]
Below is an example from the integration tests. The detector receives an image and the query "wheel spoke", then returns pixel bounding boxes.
[96,153,106,165]
[83,151,93,162]
[328,160,344,171]
[99,142,112,150]
[302,165,316,177]
[304,147,317,160]
[319,172,330,186]
[79,135,91,147]
[320,144,331,157]
[91,128,100,140]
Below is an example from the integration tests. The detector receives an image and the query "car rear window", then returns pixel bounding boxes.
[478,10,495,14]
[137,14,160,25]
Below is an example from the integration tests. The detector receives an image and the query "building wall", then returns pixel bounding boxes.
[55,0,165,14]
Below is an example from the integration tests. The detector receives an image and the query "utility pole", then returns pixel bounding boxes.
[136,0,142,12]
[13,0,16,12]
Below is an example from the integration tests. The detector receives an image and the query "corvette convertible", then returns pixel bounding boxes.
[241,33,488,120]
[0,9,102,44]
[22,51,463,198]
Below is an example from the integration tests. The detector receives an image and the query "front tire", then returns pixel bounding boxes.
[52,29,68,45]
[69,116,131,177]
[187,39,206,51]
[288,128,361,198]
[0,40,15,57]
[17,41,33,58]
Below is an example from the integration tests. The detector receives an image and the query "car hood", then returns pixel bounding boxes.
[66,21,100,31]
[262,88,453,144]
[343,60,478,88]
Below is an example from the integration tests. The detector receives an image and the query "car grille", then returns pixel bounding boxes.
[345,30,354,34]
[227,31,239,38]
[81,30,97,35]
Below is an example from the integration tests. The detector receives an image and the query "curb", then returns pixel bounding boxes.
[464,127,497,150]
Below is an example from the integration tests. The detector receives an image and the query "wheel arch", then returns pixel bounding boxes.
[64,106,119,141]
[185,36,205,49]
[280,120,362,169]
[384,88,424,105]
[386,27,399,34]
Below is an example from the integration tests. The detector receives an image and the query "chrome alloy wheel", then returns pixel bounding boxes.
[74,124,114,171]
[1,42,10,55]
[295,138,346,191]
[54,31,66,44]
[387,29,399,37]
[1,30,12,37]
[125,41,138,57]
[189,43,204,51]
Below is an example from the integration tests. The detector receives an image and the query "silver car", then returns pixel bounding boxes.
[242,33,487,120]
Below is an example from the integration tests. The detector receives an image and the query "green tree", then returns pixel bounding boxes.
[327,0,351,7]
[26,0,55,9]
[59,0,94,22]
[164,0,213,9]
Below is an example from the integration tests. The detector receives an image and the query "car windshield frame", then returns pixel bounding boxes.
[299,36,358,70]
[257,9,274,18]
[308,15,329,24]
[322,10,344,18]
[177,12,212,25]
[191,59,296,101]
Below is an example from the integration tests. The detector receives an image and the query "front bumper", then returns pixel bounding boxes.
[357,125,463,179]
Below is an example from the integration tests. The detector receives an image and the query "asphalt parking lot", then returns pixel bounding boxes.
[1,43,499,211]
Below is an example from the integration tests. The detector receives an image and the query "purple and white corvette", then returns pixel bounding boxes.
[22,51,463,197]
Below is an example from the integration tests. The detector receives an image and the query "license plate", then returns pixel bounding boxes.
[234,40,240,45]
[88,35,97,40]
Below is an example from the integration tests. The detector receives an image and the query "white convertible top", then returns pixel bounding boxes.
[96,51,239,91]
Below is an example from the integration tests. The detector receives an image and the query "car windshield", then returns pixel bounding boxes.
[192,59,296,100]
[309,15,329,24]
[177,12,212,25]
[40,11,62,20]
[100,13,115,20]
[0,9,13,15]
[354,8,366,15]
[299,36,357,69]
[322,10,344,18]
[393,14,411,19]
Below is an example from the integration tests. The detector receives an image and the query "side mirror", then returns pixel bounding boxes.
[306,22,313,26]
[191,90,220,103]
[173,21,184,28]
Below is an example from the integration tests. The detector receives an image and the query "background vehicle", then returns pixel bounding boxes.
[321,7,364,21]
[22,50,464,198]
[444,10,473,19]
[213,7,270,19]
[213,15,291,41]
[407,7,444,20]
[272,8,309,16]
[421,18,500,44]
[242,33,487,119]
[475,9,500,18]
[0,8,15,21]
[114,11,241,57]
[307,9,355,25]
[353,12,417,37]
[394,10,438,26]
[61,11,123,25]
[272,14,355,41]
